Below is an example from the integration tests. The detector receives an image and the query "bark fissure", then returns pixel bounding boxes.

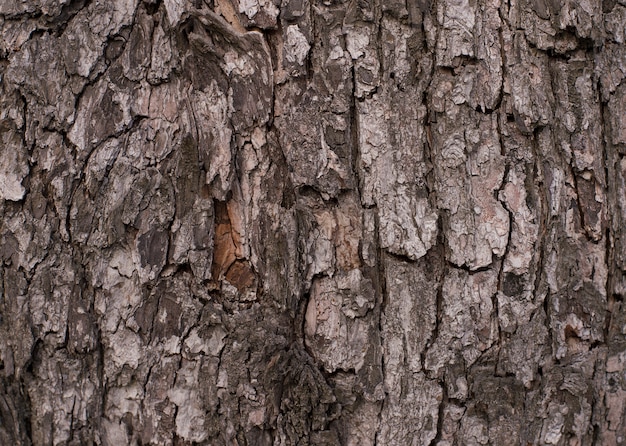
[1,0,625,444]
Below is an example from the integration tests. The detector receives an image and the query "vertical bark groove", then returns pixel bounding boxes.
[0,0,625,444]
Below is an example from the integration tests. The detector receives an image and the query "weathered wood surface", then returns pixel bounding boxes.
[1,0,625,444]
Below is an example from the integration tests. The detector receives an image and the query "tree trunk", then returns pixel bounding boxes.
[1,0,625,444]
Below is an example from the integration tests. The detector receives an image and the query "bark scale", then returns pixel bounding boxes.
[0,0,625,445]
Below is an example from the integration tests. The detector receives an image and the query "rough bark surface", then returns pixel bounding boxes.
[1,0,625,445]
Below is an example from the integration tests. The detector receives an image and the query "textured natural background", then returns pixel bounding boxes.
[1,0,626,444]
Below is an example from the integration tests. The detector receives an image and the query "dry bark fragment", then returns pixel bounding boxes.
[0,0,625,445]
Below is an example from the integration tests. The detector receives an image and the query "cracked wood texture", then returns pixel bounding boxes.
[0,0,625,445]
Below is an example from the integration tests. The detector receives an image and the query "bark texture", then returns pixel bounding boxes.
[1,0,625,445]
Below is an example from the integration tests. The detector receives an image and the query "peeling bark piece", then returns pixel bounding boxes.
[276,84,354,198]
[432,105,509,269]
[377,373,442,445]
[458,376,525,445]
[378,252,442,444]
[596,43,626,101]
[509,33,554,133]
[345,23,380,98]
[284,25,310,66]
[497,308,550,387]
[435,0,476,67]
[552,58,606,241]
[608,83,626,148]
[0,129,28,201]
[233,0,279,29]
[68,77,133,153]
[63,0,138,77]
[147,13,177,85]
[357,91,437,260]
[192,81,233,198]
[613,158,626,277]
[304,269,376,373]
[382,253,439,376]
[500,164,539,275]
[424,267,499,376]
[1,0,624,444]
[27,346,101,446]
[6,32,79,128]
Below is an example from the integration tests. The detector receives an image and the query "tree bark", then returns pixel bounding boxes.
[1,0,625,444]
